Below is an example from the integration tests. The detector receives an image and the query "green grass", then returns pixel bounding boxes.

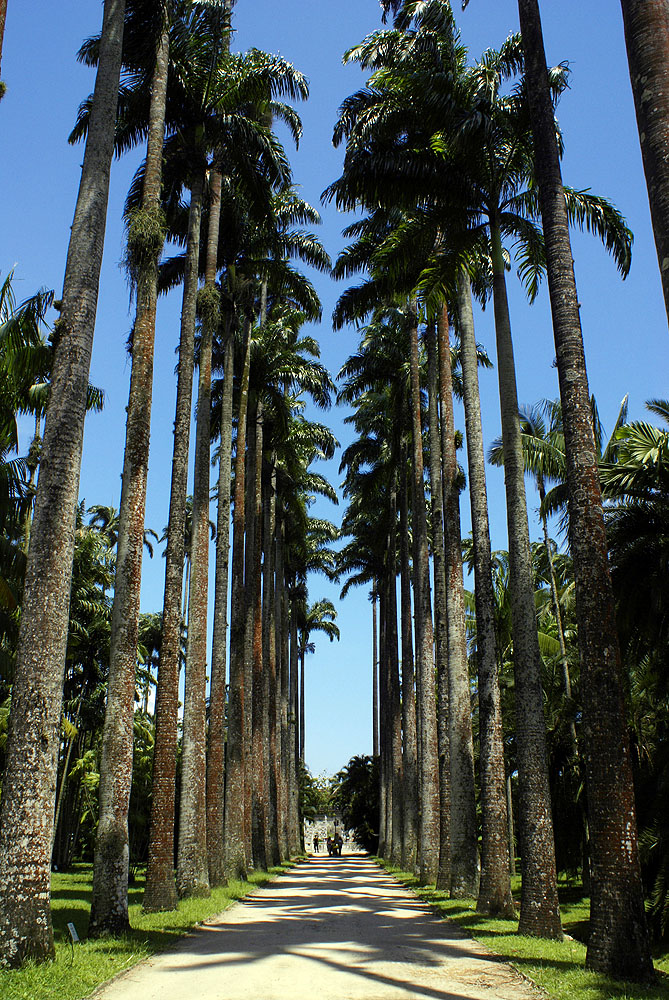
[7,858,669,1000]
[377,860,669,1000]
[0,862,297,1000]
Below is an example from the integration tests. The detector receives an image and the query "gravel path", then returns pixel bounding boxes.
[90,855,543,1000]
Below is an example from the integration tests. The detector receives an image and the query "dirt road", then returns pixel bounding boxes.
[90,855,542,1000]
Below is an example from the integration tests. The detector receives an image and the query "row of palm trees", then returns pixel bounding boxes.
[0,0,668,983]
[332,0,655,982]
[0,0,340,965]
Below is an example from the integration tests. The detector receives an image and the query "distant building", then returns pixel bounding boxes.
[304,814,353,853]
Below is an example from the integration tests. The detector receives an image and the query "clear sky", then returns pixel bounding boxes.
[1,1,667,779]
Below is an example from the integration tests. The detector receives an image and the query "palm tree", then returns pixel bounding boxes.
[91,0,221,931]
[88,504,158,558]
[516,0,653,976]
[298,599,340,762]
[456,269,515,917]
[273,434,338,858]
[144,167,203,912]
[337,312,420,870]
[603,400,669,660]
[619,0,669,326]
[0,277,65,558]
[0,0,126,966]
[208,310,234,886]
[176,167,221,901]
[143,17,301,906]
[488,404,577,755]
[334,3,633,935]
[225,316,252,879]
[433,306,478,896]
[219,180,330,869]
[406,308,440,884]
[337,457,396,854]
[424,317,452,889]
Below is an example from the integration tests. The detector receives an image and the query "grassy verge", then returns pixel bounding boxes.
[377,860,669,1000]
[0,861,297,1000]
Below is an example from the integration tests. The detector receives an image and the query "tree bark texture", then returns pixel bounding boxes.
[399,452,418,873]
[276,519,291,859]
[436,309,479,897]
[224,322,252,881]
[378,588,388,860]
[90,20,169,935]
[456,271,515,918]
[274,516,290,860]
[299,652,306,763]
[386,479,404,867]
[537,477,578,756]
[242,397,257,866]
[264,464,281,866]
[519,0,653,975]
[490,216,562,939]
[206,1,233,883]
[372,591,379,759]
[507,774,517,877]
[144,168,203,912]
[620,0,669,326]
[176,179,219,901]
[251,403,268,872]
[425,323,451,893]
[288,585,301,855]
[187,167,222,892]
[409,319,440,885]
[207,330,233,887]
[0,0,125,965]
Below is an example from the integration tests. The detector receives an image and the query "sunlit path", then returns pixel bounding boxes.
[91,856,541,1000]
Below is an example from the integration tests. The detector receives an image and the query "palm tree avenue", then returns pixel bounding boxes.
[0,0,667,993]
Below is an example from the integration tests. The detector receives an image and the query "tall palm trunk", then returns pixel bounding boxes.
[144,167,204,912]
[299,649,306,762]
[536,474,578,755]
[0,0,126,963]
[288,579,301,854]
[456,270,515,917]
[436,306,478,897]
[409,318,440,885]
[224,321,252,880]
[399,449,418,872]
[425,322,451,892]
[264,463,281,866]
[205,0,233,880]
[190,165,224,895]
[52,690,84,861]
[372,590,379,759]
[275,513,290,859]
[620,0,669,326]
[90,20,169,933]
[207,326,233,887]
[251,401,267,871]
[242,395,257,865]
[518,0,653,977]
[177,168,221,900]
[489,214,562,938]
[377,586,388,859]
[387,476,404,866]
[21,412,41,552]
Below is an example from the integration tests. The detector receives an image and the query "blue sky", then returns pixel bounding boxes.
[1,1,667,778]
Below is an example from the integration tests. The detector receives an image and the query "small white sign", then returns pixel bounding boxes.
[67,922,80,943]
